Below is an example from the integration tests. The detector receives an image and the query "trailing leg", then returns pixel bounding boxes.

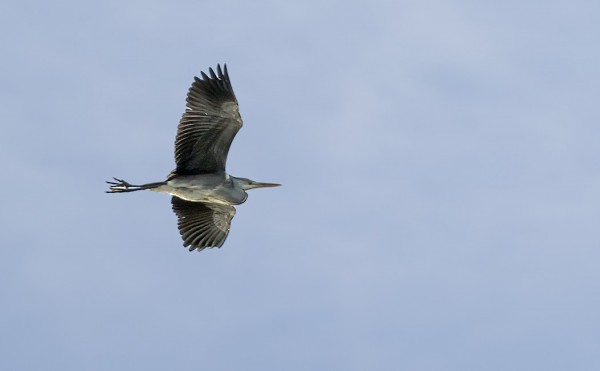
[106,177,164,193]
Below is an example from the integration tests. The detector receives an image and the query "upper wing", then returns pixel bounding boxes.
[174,64,242,175]
[171,196,236,251]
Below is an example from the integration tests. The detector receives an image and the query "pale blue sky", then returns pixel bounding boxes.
[1,1,600,370]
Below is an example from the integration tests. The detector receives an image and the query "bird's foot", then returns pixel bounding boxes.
[106,177,136,193]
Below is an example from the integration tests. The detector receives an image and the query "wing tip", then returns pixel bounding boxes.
[195,64,228,81]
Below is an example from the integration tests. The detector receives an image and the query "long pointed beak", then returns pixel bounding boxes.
[249,182,281,189]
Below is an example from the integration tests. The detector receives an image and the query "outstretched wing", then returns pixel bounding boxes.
[171,196,236,251]
[174,64,242,175]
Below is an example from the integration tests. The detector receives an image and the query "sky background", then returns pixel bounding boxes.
[1,0,600,370]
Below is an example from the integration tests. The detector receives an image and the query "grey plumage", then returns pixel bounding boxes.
[171,197,235,249]
[107,64,279,252]
[174,65,242,176]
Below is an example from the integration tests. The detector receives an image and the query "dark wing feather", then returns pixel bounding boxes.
[174,64,242,175]
[171,197,236,251]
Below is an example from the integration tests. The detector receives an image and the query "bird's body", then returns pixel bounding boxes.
[152,174,248,205]
[107,64,279,251]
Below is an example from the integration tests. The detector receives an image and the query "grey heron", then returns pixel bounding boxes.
[106,64,280,251]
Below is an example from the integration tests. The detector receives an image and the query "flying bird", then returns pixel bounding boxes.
[107,64,280,251]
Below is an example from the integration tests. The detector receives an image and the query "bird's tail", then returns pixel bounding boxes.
[106,177,165,193]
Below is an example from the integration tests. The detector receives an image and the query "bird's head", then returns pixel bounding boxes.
[233,177,281,191]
